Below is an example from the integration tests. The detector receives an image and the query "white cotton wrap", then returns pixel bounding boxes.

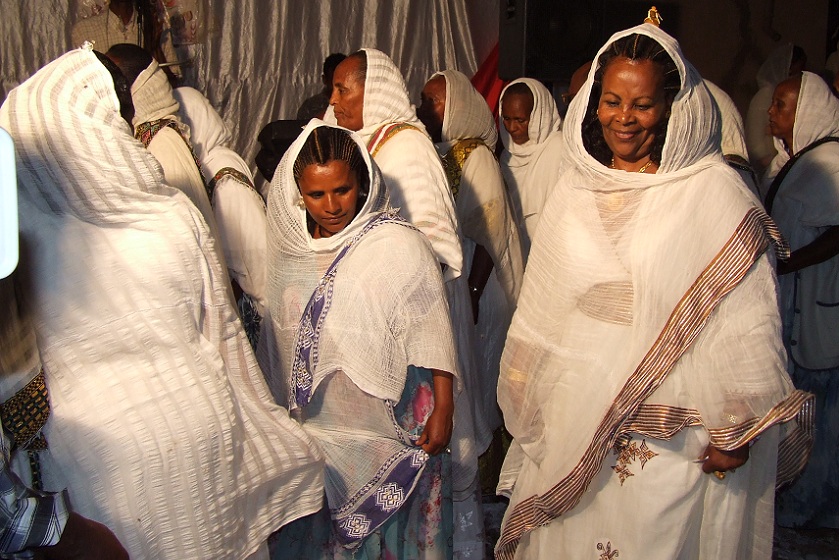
[0,48,324,560]
[496,24,810,560]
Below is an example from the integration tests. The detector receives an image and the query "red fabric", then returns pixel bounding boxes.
[470,43,507,118]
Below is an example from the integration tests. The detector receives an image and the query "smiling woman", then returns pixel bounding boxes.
[582,33,680,173]
[495,24,814,560]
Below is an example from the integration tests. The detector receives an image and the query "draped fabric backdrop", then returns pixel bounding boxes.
[0,0,498,177]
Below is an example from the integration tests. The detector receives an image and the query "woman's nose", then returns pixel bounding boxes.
[324,194,341,213]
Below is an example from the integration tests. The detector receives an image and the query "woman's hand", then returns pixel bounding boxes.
[416,404,453,455]
[416,369,454,455]
[699,443,750,478]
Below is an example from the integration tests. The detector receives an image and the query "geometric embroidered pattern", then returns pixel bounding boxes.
[410,450,428,468]
[374,482,405,512]
[340,513,372,539]
[612,437,658,486]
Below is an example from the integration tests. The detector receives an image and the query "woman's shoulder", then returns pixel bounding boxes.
[355,217,438,263]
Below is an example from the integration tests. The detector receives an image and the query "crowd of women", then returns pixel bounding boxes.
[0,9,837,560]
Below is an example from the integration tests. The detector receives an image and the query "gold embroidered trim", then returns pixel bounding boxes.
[495,208,787,560]
[367,123,421,158]
[441,138,483,202]
[612,437,658,485]
[578,281,634,325]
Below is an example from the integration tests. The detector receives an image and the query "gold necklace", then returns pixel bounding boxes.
[610,157,654,173]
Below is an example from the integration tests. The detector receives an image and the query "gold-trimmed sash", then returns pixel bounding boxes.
[441,138,484,202]
[367,122,421,158]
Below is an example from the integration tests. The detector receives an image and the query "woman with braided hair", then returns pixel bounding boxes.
[260,121,457,559]
[494,24,813,559]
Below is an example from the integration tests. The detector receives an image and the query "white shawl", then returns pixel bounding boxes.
[0,48,324,559]
[174,86,267,312]
[433,69,525,447]
[131,61,218,248]
[496,24,811,560]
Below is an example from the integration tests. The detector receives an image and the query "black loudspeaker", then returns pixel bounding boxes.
[498,1,681,83]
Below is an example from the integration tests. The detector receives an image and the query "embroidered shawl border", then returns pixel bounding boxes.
[621,394,814,488]
[441,138,484,202]
[207,166,260,207]
[496,207,790,560]
[331,446,429,547]
[367,122,421,158]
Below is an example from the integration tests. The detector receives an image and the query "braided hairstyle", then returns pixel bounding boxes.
[582,33,680,166]
[293,126,370,196]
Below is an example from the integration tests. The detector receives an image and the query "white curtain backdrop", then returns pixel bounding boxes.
[0,0,498,176]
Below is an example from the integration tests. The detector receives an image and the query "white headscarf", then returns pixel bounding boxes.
[434,69,498,151]
[766,71,839,179]
[756,43,794,90]
[323,48,428,142]
[705,79,749,161]
[0,47,323,558]
[499,78,561,168]
[258,119,457,408]
[130,58,181,128]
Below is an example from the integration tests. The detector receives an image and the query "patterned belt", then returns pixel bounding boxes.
[0,370,50,489]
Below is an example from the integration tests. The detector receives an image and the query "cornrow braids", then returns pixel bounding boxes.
[582,33,681,166]
[293,126,370,200]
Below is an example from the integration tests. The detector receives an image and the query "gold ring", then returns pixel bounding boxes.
[714,471,726,480]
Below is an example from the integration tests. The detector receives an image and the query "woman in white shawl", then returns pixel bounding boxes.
[0,46,324,559]
[419,69,524,441]
[329,49,483,540]
[259,121,458,559]
[498,78,562,258]
[764,72,839,529]
[495,24,813,560]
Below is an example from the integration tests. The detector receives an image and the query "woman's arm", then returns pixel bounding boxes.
[777,225,839,275]
[415,369,454,455]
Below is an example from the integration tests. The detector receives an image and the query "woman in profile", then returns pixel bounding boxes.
[260,121,457,559]
[494,23,813,560]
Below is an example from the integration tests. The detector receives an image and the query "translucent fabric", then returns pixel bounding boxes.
[257,119,459,549]
[0,47,324,559]
[495,24,812,560]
